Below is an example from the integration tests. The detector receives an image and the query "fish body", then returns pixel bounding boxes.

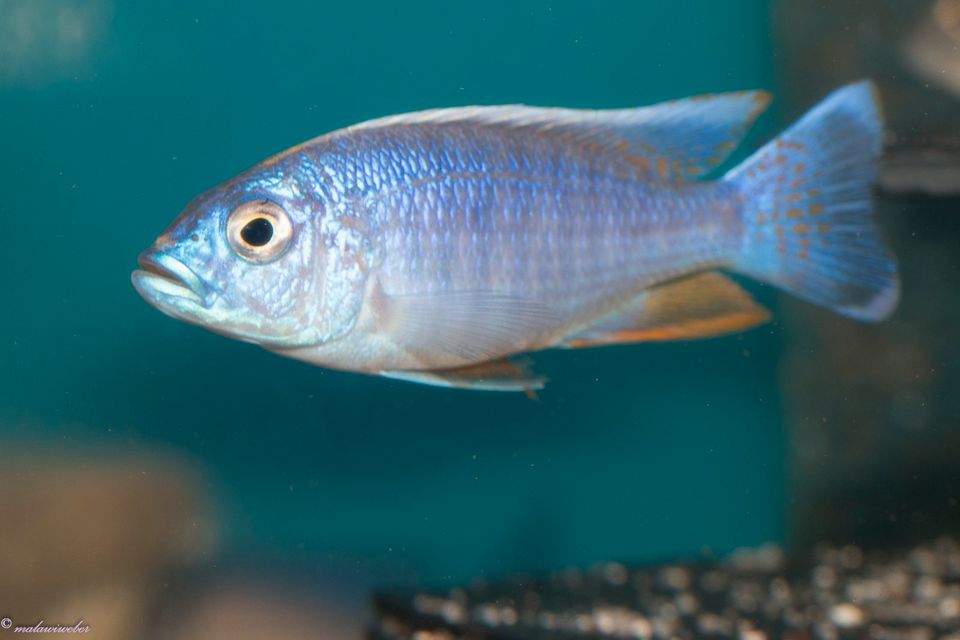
[133,82,899,391]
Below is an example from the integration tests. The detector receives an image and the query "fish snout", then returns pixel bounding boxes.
[133,248,216,309]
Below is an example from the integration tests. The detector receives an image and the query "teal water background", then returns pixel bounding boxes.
[1,1,784,588]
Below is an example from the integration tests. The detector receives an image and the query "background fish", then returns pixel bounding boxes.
[132,81,899,391]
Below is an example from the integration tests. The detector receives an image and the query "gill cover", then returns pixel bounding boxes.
[294,212,379,347]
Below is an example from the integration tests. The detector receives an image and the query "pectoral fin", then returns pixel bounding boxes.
[563,272,770,347]
[381,358,545,393]
[377,288,558,367]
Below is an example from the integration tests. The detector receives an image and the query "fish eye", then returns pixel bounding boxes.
[226,199,293,263]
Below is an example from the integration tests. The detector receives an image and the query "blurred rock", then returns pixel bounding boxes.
[776,0,960,196]
[0,0,112,87]
[371,539,960,639]
[881,138,960,196]
[904,0,960,99]
[774,0,960,550]
[151,576,364,640]
[0,451,217,639]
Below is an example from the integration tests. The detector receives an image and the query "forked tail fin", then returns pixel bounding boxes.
[726,81,899,321]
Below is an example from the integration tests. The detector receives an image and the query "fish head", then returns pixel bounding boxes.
[132,162,372,350]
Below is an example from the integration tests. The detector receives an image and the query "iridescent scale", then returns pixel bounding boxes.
[313,122,741,328]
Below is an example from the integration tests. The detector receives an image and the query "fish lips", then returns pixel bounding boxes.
[132,250,216,317]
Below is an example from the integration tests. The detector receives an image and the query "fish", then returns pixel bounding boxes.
[132,81,899,392]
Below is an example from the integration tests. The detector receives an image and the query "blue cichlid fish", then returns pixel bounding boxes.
[133,81,899,391]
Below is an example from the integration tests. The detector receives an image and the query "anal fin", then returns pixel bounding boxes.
[563,272,770,347]
[381,358,545,393]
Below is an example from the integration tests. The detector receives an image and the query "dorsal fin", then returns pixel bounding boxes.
[349,90,771,180]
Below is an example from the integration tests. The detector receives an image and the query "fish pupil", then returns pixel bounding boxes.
[241,217,274,246]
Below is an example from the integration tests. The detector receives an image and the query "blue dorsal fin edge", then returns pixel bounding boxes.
[348,90,772,180]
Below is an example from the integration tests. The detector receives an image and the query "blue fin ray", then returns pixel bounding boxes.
[727,80,899,321]
[353,90,771,180]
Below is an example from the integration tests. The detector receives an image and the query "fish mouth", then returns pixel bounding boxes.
[132,250,214,310]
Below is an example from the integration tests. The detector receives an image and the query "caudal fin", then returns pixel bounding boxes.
[726,81,899,321]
